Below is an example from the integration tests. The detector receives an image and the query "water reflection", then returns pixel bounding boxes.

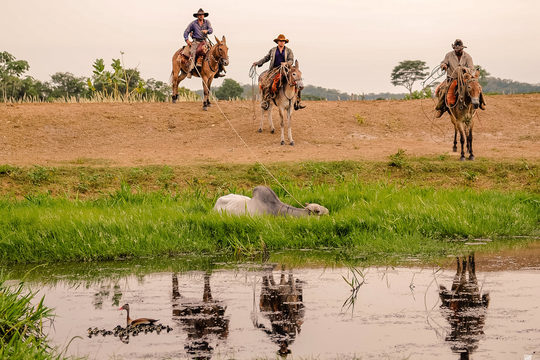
[171,272,229,359]
[253,266,305,357]
[439,254,490,360]
[92,283,123,309]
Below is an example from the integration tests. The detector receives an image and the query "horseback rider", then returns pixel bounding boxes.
[253,34,305,111]
[183,8,213,79]
[435,39,486,118]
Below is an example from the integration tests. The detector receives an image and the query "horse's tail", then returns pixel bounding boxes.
[171,49,183,85]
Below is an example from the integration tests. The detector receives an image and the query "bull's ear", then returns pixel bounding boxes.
[294,60,299,69]
[215,35,221,44]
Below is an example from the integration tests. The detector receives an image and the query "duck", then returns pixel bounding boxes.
[119,303,159,327]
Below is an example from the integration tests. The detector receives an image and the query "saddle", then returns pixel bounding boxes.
[181,42,209,67]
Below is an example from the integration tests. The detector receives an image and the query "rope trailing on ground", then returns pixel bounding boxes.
[193,65,306,209]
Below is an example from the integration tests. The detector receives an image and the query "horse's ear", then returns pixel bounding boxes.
[474,69,480,78]
[464,73,471,81]
[214,35,221,44]
[294,60,299,69]
[222,35,226,44]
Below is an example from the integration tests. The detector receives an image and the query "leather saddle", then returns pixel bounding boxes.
[181,42,208,67]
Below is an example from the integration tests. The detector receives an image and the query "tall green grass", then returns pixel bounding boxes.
[0,182,537,265]
[0,274,60,359]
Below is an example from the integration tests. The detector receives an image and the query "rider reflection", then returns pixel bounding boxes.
[253,266,305,357]
[439,254,490,360]
[172,272,229,360]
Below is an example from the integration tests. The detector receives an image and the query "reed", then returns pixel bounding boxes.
[0,273,59,359]
[0,181,537,265]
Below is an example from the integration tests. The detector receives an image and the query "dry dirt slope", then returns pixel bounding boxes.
[1,94,539,166]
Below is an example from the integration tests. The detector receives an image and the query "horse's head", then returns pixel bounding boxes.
[285,60,304,90]
[464,70,482,109]
[214,35,229,67]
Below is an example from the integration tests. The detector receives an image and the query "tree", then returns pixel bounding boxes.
[0,51,30,100]
[390,60,429,95]
[215,79,243,100]
[50,72,88,99]
[476,65,490,87]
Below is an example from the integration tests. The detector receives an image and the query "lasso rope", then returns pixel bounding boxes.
[249,64,258,124]
[194,64,306,209]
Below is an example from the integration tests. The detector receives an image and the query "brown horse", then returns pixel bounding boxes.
[170,36,229,110]
[258,61,304,145]
[439,254,490,360]
[447,67,482,161]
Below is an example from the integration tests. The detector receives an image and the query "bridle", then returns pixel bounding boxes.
[207,43,228,72]
[280,65,302,101]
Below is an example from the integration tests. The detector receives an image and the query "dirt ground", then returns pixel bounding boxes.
[1,94,539,166]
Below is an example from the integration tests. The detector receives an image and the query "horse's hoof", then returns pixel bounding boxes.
[172,99,177,104]
[280,141,285,145]
[290,141,294,146]
[258,128,262,133]
[460,156,466,161]
[452,147,457,152]
[468,155,475,161]
[271,129,275,134]
[203,106,208,111]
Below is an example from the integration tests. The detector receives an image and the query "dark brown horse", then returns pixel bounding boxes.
[170,36,229,110]
[447,67,482,160]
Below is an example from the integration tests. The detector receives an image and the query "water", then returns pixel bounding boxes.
[12,251,540,359]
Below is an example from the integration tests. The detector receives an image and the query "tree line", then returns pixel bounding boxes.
[2,51,538,103]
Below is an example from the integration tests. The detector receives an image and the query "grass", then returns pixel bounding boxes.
[0,158,538,199]
[0,273,60,359]
[0,179,537,265]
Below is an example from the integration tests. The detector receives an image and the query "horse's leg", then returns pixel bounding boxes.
[457,122,466,161]
[278,105,286,145]
[268,102,275,134]
[201,75,209,111]
[287,101,294,146]
[468,127,474,160]
[206,76,215,106]
[453,127,458,152]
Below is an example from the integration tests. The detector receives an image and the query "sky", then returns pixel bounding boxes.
[2,0,539,94]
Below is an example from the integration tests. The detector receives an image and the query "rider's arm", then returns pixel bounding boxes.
[205,20,213,35]
[183,22,193,43]
[254,49,272,67]
[285,48,294,66]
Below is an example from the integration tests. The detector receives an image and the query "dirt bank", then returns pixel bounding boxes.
[1,94,538,166]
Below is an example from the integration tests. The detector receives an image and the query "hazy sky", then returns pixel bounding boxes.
[2,0,539,93]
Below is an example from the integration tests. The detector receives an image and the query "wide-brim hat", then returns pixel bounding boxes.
[273,34,289,44]
[452,39,467,50]
[193,8,209,17]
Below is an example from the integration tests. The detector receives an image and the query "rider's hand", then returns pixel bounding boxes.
[252,62,257,66]
[187,40,192,46]
[441,64,447,71]
[202,30,208,34]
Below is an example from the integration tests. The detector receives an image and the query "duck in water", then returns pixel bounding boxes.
[119,303,159,327]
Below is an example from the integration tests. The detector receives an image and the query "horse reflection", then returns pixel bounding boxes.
[439,254,490,360]
[253,266,305,357]
[172,272,229,360]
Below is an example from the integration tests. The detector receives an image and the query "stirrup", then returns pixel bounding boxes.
[294,102,306,110]
[261,101,270,110]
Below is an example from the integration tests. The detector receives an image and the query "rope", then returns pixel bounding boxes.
[193,63,306,209]
[419,65,450,145]
[249,64,258,124]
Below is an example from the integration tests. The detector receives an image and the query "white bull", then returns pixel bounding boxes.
[213,186,329,217]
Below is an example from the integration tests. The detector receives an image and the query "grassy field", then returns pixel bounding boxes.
[1,157,538,265]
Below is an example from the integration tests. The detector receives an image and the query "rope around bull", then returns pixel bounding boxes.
[193,63,306,209]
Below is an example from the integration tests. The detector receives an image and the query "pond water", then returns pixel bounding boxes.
[12,250,540,359]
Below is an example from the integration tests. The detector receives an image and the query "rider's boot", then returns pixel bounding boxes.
[294,90,306,110]
[434,93,446,118]
[261,89,271,110]
[479,92,486,110]
[187,58,194,79]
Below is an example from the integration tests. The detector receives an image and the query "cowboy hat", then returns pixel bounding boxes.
[273,34,289,44]
[193,8,209,17]
[452,39,467,49]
